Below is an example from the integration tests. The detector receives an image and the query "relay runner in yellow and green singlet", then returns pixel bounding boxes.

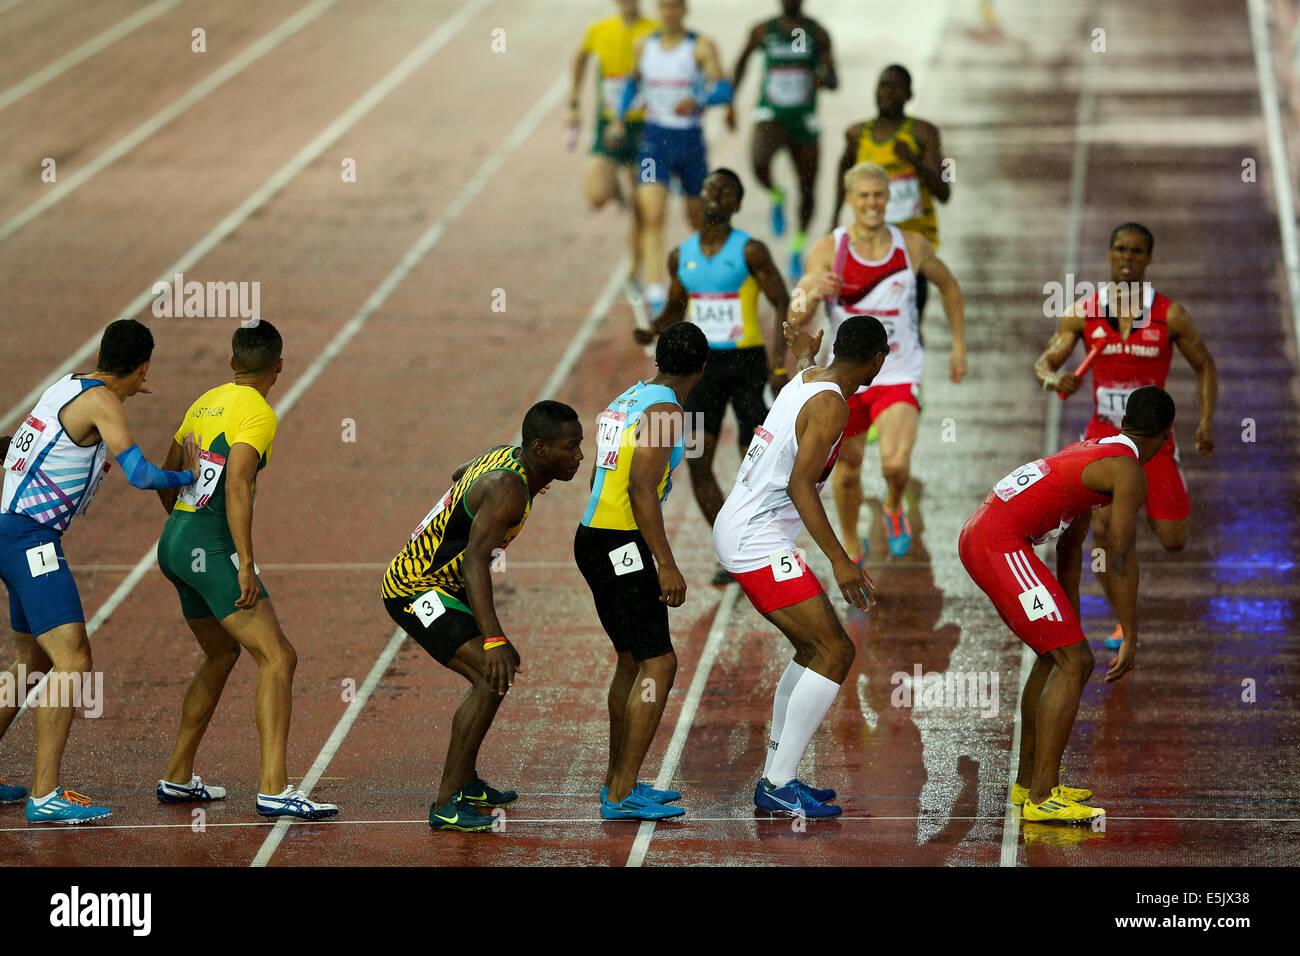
[381,401,584,832]
[155,321,337,821]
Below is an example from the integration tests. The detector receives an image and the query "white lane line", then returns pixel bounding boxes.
[0,0,188,114]
[248,77,615,868]
[0,0,495,433]
[1001,1,1103,869]
[1248,0,1300,354]
[7,814,1292,834]
[0,0,36,15]
[0,0,341,245]
[625,584,739,868]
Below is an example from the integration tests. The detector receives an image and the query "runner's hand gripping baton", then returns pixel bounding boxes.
[1057,341,1105,399]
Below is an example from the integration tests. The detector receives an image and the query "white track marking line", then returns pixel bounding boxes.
[625,584,740,868]
[0,0,341,244]
[0,0,495,433]
[0,0,188,113]
[248,78,616,867]
[0,0,36,15]
[1248,0,1300,352]
[1000,3,1102,868]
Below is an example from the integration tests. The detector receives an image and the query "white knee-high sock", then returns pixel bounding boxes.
[766,668,841,788]
[764,660,806,778]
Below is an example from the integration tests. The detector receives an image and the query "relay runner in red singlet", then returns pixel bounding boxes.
[959,385,1176,823]
[1034,223,1217,649]
[791,161,966,561]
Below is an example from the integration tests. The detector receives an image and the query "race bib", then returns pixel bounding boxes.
[1018,583,1058,622]
[26,542,57,577]
[993,459,1049,502]
[643,81,687,121]
[1095,386,1135,428]
[886,173,922,223]
[4,415,46,473]
[411,589,446,627]
[601,75,627,116]
[737,426,774,486]
[178,449,226,510]
[690,295,743,345]
[596,409,628,471]
[764,66,812,107]
[412,486,455,539]
[609,541,644,576]
[770,548,805,582]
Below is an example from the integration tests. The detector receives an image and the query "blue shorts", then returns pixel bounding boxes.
[637,124,707,196]
[0,512,85,637]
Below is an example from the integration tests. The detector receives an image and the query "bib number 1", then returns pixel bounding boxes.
[26,542,58,578]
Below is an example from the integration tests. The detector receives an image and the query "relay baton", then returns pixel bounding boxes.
[1058,342,1104,399]
[833,232,850,276]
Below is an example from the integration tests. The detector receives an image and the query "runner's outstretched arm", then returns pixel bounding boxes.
[628,403,686,606]
[1055,513,1091,620]
[461,471,528,695]
[1034,310,1086,393]
[912,238,966,383]
[1101,458,1146,682]
[1169,303,1217,456]
[788,392,875,610]
[225,443,263,609]
[81,387,198,490]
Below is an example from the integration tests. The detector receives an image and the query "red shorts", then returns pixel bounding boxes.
[957,508,1085,654]
[844,383,921,439]
[1084,418,1190,521]
[730,549,825,614]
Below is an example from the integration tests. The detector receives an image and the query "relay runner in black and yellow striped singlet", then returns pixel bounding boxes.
[382,401,584,833]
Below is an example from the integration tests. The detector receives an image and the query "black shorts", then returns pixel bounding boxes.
[573,525,672,662]
[684,346,769,446]
[383,593,479,666]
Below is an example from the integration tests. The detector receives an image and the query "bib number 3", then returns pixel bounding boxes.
[412,590,446,627]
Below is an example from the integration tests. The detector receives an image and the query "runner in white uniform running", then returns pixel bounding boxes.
[713,315,889,820]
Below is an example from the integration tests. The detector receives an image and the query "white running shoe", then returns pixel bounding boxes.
[256,787,338,820]
[157,774,227,803]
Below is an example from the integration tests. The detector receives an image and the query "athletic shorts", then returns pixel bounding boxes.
[157,510,268,621]
[383,590,480,666]
[573,525,672,661]
[592,116,643,166]
[730,548,824,615]
[685,346,769,445]
[844,382,921,440]
[638,123,708,196]
[1085,417,1190,521]
[753,106,820,146]
[0,512,84,636]
[957,506,1085,655]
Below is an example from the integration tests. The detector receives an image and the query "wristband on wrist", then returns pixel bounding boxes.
[483,637,507,650]
[771,367,787,375]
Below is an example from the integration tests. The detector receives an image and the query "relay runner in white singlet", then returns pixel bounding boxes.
[714,315,889,821]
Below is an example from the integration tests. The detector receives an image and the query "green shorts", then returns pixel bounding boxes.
[753,106,820,146]
[157,510,268,621]
[592,116,643,166]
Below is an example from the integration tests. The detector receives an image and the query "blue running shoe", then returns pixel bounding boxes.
[754,778,841,819]
[26,788,111,824]
[256,787,338,821]
[601,789,685,820]
[461,777,517,807]
[788,250,803,278]
[883,506,912,557]
[795,779,836,802]
[1103,625,1124,651]
[157,773,226,803]
[601,783,683,804]
[0,778,29,803]
[770,193,786,237]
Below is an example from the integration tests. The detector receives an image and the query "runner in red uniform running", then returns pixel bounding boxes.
[1034,223,1216,648]
[959,385,1175,824]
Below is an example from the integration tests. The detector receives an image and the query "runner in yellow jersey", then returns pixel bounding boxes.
[382,402,584,832]
[831,64,951,330]
[568,0,659,300]
[155,321,337,820]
